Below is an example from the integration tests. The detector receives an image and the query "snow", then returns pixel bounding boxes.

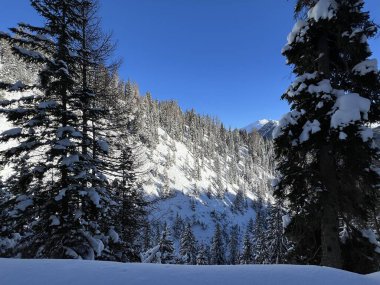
[308,79,333,94]
[299,120,321,143]
[243,119,270,133]
[362,229,380,253]
[38,100,58,109]
[1,127,22,137]
[108,228,120,243]
[97,139,109,153]
[307,0,337,21]
[272,110,302,139]
[339,132,347,140]
[88,189,101,207]
[61,154,79,166]
[243,119,279,138]
[330,93,371,128]
[0,259,379,285]
[359,127,373,142]
[56,126,82,138]
[82,233,104,257]
[49,215,60,226]
[14,195,33,211]
[282,214,291,230]
[282,20,309,52]
[9,81,26,91]
[13,46,45,60]
[352,59,378,76]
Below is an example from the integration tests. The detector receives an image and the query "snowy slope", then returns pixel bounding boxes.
[0,90,275,253]
[141,127,274,246]
[0,259,379,285]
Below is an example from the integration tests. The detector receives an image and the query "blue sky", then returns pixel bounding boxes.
[1,0,379,128]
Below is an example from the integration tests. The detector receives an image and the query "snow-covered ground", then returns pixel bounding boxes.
[0,259,379,285]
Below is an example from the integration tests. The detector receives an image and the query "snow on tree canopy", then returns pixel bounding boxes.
[97,139,109,154]
[300,120,321,143]
[38,100,58,109]
[282,20,309,52]
[56,126,82,138]
[352,59,378,76]
[13,45,45,61]
[108,228,120,243]
[9,81,26,91]
[49,215,60,226]
[308,79,333,94]
[61,154,79,167]
[330,93,370,128]
[282,214,291,230]
[361,229,380,253]
[359,126,373,142]
[307,0,338,21]
[272,110,303,139]
[1,127,22,137]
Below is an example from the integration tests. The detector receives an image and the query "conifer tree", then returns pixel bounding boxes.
[240,230,254,264]
[196,244,209,265]
[253,210,268,264]
[210,223,225,265]
[264,202,290,264]
[228,224,240,265]
[158,225,176,264]
[274,0,380,272]
[179,224,197,265]
[0,0,116,259]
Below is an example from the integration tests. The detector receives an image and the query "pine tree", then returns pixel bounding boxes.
[196,244,209,265]
[228,224,240,265]
[274,0,380,272]
[172,213,185,239]
[179,224,197,265]
[240,230,254,264]
[264,202,290,264]
[210,223,225,265]
[253,210,268,264]
[0,0,117,259]
[158,225,176,264]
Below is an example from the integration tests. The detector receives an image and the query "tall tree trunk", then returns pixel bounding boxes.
[318,33,343,269]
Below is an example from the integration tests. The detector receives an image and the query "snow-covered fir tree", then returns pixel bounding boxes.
[264,201,290,264]
[240,230,254,264]
[210,224,225,265]
[158,225,176,264]
[0,0,146,261]
[273,0,380,273]
[179,224,197,265]
[228,224,240,265]
[196,244,209,265]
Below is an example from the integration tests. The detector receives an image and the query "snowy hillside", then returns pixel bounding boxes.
[0,87,276,259]
[142,127,274,246]
[1,259,379,285]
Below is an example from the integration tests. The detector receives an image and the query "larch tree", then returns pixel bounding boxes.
[274,0,380,273]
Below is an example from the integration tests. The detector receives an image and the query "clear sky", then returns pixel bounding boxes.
[0,0,379,129]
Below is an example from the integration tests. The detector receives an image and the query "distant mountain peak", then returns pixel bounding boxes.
[243,119,279,137]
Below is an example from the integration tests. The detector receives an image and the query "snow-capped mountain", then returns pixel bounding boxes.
[243,119,271,133]
[243,119,279,139]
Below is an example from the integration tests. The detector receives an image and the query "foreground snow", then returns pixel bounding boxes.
[0,259,379,285]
